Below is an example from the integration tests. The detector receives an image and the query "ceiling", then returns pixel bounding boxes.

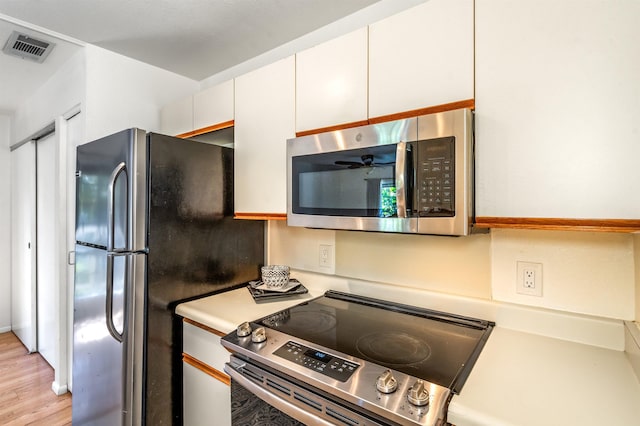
[0,0,387,114]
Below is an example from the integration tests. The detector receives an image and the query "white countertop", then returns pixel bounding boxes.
[448,327,640,426]
[176,284,322,334]
[176,275,640,426]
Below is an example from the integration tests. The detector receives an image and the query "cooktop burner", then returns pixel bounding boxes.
[356,332,432,366]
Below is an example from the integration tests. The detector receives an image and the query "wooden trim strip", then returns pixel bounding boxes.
[475,217,640,233]
[295,119,370,138]
[234,213,287,221]
[176,120,235,139]
[183,318,226,337]
[294,100,475,137]
[182,353,231,386]
[368,99,475,124]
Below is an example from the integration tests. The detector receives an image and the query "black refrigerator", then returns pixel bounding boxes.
[73,129,264,425]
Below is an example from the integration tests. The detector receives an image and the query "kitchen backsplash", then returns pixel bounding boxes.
[268,221,638,321]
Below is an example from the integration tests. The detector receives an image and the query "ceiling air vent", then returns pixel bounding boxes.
[2,31,55,63]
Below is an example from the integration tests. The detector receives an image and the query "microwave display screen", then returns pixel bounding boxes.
[291,144,399,217]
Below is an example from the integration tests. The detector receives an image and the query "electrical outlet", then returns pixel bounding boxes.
[319,244,333,269]
[516,261,543,296]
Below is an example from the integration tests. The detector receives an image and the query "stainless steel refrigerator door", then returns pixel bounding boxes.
[125,251,146,426]
[72,243,126,425]
[75,128,147,251]
[73,244,146,426]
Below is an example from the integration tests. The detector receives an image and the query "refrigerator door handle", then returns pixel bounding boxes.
[107,161,128,253]
[105,253,125,343]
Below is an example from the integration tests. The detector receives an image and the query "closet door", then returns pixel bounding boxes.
[36,132,57,368]
[11,141,37,352]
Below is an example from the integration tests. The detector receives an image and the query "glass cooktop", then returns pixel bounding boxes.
[257,291,494,393]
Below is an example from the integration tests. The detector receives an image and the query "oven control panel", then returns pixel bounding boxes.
[274,341,359,382]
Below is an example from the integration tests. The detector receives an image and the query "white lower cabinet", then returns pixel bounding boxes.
[182,321,231,426]
[183,361,231,426]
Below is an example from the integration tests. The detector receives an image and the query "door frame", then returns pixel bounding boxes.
[8,104,81,396]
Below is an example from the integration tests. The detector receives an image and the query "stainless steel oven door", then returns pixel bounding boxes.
[225,356,397,426]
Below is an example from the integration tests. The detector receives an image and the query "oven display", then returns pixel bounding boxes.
[274,341,359,382]
[305,349,333,363]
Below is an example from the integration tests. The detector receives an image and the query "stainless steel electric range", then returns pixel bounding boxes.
[222,291,494,426]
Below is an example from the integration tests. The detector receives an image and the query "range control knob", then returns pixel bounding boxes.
[236,322,252,337]
[251,327,267,343]
[376,370,398,394]
[407,380,429,406]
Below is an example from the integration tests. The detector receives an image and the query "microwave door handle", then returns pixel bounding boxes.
[395,142,408,218]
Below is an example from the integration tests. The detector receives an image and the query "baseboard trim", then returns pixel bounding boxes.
[0,326,12,333]
[52,381,69,395]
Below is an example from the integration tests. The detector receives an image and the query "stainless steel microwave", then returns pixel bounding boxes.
[286,108,474,236]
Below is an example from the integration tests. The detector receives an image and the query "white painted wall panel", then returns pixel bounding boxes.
[84,44,198,142]
[491,229,634,320]
[0,116,11,332]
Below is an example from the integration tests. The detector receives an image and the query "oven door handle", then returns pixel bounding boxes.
[225,362,336,426]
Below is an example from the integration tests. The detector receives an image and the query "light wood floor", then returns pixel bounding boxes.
[0,332,72,426]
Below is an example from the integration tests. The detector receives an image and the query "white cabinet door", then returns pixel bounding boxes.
[183,362,231,426]
[369,0,474,118]
[11,141,37,352]
[475,0,640,219]
[234,56,295,215]
[193,80,234,130]
[183,321,231,426]
[159,95,193,136]
[296,28,368,132]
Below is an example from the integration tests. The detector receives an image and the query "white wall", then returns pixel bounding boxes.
[0,115,11,332]
[492,229,635,319]
[84,45,198,142]
[269,223,637,321]
[12,50,85,143]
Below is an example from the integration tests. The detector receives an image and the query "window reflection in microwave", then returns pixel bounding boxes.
[298,166,397,217]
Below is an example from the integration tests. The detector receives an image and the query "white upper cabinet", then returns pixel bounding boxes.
[234,56,295,215]
[368,0,474,118]
[193,80,234,130]
[160,80,234,136]
[160,95,192,136]
[475,0,640,219]
[296,28,368,132]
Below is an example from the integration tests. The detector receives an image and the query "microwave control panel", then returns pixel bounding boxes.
[416,137,455,217]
